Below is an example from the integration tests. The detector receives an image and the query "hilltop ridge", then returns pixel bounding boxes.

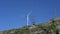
[0,18,60,34]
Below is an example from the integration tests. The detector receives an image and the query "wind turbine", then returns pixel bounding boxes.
[26,11,32,27]
[54,8,57,18]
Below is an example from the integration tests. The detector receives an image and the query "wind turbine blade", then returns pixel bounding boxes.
[27,11,32,16]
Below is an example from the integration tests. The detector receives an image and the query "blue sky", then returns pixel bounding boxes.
[0,0,60,31]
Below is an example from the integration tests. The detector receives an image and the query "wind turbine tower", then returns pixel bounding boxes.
[54,8,57,18]
[26,11,32,27]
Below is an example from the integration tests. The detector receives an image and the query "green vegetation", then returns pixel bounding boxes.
[1,18,60,34]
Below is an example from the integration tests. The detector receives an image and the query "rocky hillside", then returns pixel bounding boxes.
[0,18,60,34]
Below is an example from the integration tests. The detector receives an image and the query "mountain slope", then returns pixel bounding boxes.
[1,18,60,34]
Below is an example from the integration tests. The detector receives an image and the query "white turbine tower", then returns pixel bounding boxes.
[26,11,32,27]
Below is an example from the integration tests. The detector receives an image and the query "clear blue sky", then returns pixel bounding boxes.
[0,0,60,31]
